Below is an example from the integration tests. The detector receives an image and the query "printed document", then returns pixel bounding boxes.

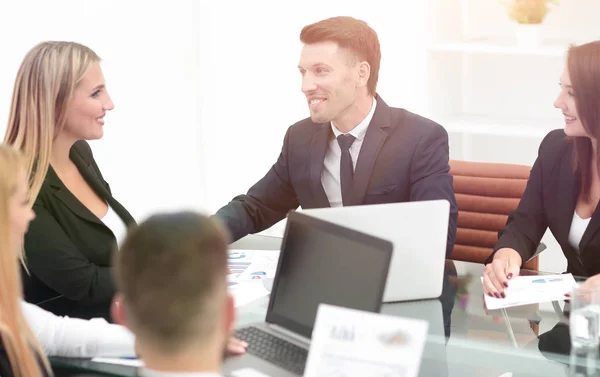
[304,304,428,377]
[482,273,576,310]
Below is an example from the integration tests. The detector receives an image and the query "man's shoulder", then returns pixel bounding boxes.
[286,116,327,139]
[387,106,446,138]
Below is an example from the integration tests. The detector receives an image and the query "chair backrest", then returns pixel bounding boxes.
[449,160,539,270]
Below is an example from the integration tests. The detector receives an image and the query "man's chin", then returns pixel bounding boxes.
[309,113,330,124]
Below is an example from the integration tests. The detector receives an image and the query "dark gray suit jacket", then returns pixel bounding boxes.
[215,95,458,256]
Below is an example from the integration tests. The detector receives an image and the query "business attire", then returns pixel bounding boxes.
[22,300,135,357]
[215,95,458,256]
[23,140,136,321]
[491,129,600,277]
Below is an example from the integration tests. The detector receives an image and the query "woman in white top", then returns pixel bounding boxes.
[483,40,600,298]
[0,144,135,377]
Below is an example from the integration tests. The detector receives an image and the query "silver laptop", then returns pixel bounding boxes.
[301,200,450,302]
[223,210,393,377]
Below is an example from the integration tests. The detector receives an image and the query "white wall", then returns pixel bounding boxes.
[196,0,430,215]
[0,0,430,223]
[0,0,593,273]
[0,0,203,222]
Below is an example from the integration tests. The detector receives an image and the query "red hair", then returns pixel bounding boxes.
[568,41,600,201]
[300,16,381,96]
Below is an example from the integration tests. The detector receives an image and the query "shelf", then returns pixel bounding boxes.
[428,39,568,57]
[440,115,559,138]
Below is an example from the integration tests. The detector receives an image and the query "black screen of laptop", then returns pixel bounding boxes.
[265,213,391,339]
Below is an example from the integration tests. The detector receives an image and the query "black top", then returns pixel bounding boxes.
[23,140,136,321]
[492,129,600,277]
[215,95,458,257]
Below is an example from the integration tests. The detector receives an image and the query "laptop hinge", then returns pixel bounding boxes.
[267,323,311,346]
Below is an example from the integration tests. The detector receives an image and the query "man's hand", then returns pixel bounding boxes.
[226,336,248,355]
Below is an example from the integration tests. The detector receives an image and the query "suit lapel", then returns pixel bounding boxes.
[70,150,113,203]
[578,180,600,254]
[348,96,390,206]
[556,153,579,245]
[48,149,114,226]
[309,123,332,208]
[48,165,104,226]
[71,148,136,226]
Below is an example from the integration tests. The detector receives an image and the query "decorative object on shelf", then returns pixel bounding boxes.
[502,0,559,47]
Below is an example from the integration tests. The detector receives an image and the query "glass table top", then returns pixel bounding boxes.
[51,259,600,377]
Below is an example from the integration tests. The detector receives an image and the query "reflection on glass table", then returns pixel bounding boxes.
[50,234,600,377]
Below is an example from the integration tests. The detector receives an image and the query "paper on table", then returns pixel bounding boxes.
[91,357,144,367]
[229,280,270,308]
[227,249,279,282]
[482,273,576,310]
[304,304,428,377]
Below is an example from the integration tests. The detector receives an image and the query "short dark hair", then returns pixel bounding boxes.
[114,211,229,352]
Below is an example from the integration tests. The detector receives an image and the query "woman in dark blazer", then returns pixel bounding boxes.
[3,42,134,321]
[483,40,600,298]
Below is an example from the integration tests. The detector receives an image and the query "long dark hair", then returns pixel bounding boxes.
[568,41,600,201]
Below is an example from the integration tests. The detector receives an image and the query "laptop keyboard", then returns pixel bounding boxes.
[235,326,308,375]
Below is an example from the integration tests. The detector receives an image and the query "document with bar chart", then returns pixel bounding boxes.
[304,304,428,377]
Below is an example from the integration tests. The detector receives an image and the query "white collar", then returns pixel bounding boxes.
[139,367,221,377]
[330,97,377,140]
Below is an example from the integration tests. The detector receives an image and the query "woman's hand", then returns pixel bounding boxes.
[482,248,522,298]
[580,273,600,291]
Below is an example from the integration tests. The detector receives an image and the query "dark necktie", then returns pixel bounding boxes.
[337,134,356,206]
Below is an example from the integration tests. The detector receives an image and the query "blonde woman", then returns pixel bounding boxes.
[0,144,135,377]
[4,41,247,355]
[4,41,135,321]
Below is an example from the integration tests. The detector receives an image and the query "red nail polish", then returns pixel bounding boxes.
[507,273,513,279]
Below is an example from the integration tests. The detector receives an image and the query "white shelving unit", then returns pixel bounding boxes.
[425,0,600,273]
[428,39,566,57]
[424,0,598,165]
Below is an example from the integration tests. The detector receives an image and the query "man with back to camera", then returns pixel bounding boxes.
[215,16,458,256]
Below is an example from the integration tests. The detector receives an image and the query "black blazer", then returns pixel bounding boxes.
[492,129,600,277]
[215,95,458,256]
[23,140,135,321]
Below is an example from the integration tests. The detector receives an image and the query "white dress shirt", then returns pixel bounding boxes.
[101,203,128,249]
[21,300,135,358]
[568,210,591,252]
[139,368,221,377]
[321,97,377,207]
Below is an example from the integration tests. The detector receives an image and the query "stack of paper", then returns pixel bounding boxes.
[482,273,576,310]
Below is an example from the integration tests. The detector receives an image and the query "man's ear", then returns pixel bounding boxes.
[357,61,371,89]
[111,293,129,329]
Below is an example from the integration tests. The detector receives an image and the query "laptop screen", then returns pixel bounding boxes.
[265,211,392,339]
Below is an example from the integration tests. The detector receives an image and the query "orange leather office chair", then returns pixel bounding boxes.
[449,160,544,271]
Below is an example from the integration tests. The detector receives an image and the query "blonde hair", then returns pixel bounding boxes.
[3,41,101,204]
[0,144,50,377]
